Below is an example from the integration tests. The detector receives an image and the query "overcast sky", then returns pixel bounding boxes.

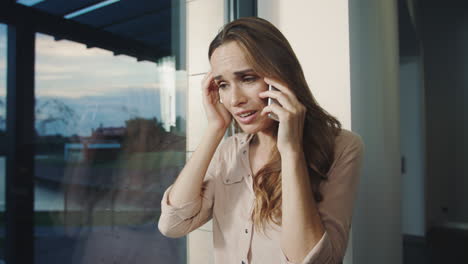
[0,25,187,136]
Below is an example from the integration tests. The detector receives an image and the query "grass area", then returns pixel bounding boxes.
[35,151,186,170]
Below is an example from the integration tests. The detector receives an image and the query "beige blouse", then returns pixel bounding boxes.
[158,129,364,264]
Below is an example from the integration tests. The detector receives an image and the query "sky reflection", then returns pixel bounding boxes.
[0,27,186,136]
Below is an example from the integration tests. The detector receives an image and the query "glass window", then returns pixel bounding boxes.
[33,33,186,263]
[0,24,5,132]
[17,0,45,6]
[0,23,6,263]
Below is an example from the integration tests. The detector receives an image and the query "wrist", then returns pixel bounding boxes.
[279,145,304,158]
[205,125,227,139]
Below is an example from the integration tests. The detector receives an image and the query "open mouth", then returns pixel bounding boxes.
[238,111,256,118]
[237,111,258,124]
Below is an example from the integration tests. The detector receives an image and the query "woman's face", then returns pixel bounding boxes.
[210,41,276,134]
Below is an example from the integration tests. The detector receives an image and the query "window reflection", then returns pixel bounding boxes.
[0,24,5,132]
[34,33,186,263]
[0,23,6,263]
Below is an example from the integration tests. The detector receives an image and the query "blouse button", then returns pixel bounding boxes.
[245,229,248,234]
[243,150,247,154]
[241,261,245,264]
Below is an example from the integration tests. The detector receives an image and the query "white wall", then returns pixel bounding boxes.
[349,0,401,263]
[400,57,425,237]
[258,0,352,129]
[186,0,225,263]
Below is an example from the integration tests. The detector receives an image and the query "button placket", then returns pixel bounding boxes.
[239,134,255,264]
[241,220,254,263]
[240,136,255,195]
[238,217,253,264]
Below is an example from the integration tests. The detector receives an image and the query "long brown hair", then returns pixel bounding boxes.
[208,17,342,233]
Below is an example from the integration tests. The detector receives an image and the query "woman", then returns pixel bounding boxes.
[158,17,364,264]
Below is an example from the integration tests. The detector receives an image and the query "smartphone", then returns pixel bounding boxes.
[267,84,280,121]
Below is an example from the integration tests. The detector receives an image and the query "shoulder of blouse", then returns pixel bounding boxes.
[322,128,364,175]
[334,129,364,156]
[209,132,250,167]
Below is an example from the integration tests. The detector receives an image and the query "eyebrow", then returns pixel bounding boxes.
[214,69,255,80]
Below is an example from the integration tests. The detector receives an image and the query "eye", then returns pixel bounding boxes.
[217,82,228,89]
[242,75,258,83]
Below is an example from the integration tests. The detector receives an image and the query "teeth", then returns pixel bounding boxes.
[239,111,255,117]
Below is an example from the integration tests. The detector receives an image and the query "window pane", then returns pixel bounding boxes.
[0,23,6,263]
[34,34,186,263]
[0,24,5,132]
[0,156,4,263]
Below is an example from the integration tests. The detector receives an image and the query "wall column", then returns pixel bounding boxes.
[186,0,225,263]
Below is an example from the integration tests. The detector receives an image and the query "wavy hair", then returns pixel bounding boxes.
[208,17,342,233]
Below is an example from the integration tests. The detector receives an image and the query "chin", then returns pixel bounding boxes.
[238,125,260,134]
[237,118,276,134]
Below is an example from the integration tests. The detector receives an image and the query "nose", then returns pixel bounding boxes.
[229,85,247,107]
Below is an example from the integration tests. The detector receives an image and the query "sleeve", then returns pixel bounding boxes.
[157,144,222,238]
[281,132,364,264]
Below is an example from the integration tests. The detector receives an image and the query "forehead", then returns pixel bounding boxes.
[210,41,252,76]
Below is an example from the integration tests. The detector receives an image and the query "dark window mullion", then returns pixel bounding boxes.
[0,135,7,156]
[5,22,35,264]
[228,0,257,21]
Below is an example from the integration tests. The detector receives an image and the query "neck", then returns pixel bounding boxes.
[252,129,276,151]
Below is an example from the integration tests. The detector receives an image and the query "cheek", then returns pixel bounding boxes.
[253,89,268,106]
[219,91,228,103]
[254,83,269,103]
[219,91,234,111]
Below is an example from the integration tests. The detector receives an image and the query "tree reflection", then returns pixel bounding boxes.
[36,98,78,136]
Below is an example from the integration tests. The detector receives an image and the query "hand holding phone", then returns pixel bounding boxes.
[267,84,280,121]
